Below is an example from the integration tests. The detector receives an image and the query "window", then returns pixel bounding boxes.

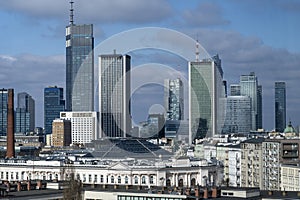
[125,176,128,184]
[142,176,146,184]
[134,176,138,184]
[118,176,121,184]
[111,176,114,184]
[150,175,154,184]
[100,175,103,183]
[89,174,92,182]
[94,175,98,183]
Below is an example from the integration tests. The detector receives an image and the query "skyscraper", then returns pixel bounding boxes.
[15,92,35,134]
[275,82,286,132]
[223,96,252,134]
[44,86,65,134]
[99,54,131,138]
[239,72,259,131]
[0,89,9,136]
[189,55,225,143]
[257,85,263,129]
[164,78,184,120]
[66,1,94,111]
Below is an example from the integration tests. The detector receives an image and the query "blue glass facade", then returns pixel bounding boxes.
[44,87,65,134]
[66,24,94,111]
[275,82,286,132]
[15,92,35,133]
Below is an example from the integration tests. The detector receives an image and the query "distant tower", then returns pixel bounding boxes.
[189,54,225,144]
[0,89,9,136]
[99,53,131,138]
[66,0,94,111]
[44,86,65,134]
[15,92,35,134]
[164,78,184,120]
[239,72,259,131]
[275,82,286,132]
[257,85,263,129]
[6,89,15,158]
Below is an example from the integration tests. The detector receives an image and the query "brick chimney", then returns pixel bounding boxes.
[6,89,15,158]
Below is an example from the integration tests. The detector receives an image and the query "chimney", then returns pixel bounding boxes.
[6,89,15,158]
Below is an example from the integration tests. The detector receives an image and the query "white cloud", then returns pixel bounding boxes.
[0,54,65,127]
[0,0,173,24]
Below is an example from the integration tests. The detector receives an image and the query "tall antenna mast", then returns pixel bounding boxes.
[195,39,200,62]
[69,1,74,25]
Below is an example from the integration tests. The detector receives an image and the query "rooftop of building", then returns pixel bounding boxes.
[86,138,173,161]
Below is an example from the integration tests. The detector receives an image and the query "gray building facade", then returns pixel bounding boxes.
[275,82,286,132]
[15,92,35,133]
[66,23,94,112]
[99,54,131,138]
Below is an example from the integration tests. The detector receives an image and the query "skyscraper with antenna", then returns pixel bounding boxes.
[66,1,94,111]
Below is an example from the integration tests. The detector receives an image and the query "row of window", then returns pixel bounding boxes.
[79,174,154,185]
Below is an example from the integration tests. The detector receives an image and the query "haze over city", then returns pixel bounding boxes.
[0,0,299,131]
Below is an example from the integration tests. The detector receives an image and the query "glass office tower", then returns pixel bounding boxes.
[44,86,65,134]
[0,89,8,136]
[189,55,225,143]
[275,82,286,132]
[99,54,131,138]
[164,78,184,120]
[15,92,35,133]
[66,23,94,111]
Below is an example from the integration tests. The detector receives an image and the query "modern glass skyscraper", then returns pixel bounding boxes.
[189,55,225,143]
[275,82,286,132]
[99,54,131,138]
[223,96,252,134]
[257,85,263,129]
[44,86,65,134]
[66,21,94,111]
[240,72,259,131]
[0,89,8,136]
[164,78,184,120]
[15,92,35,133]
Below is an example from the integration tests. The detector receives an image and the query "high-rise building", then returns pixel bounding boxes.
[189,55,225,143]
[44,86,65,134]
[275,82,286,132]
[60,111,98,144]
[15,92,35,134]
[6,89,14,158]
[147,113,165,139]
[65,1,94,111]
[223,96,252,134]
[0,89,8,136]
[99,54,131,138]
[240,72,259,131]
[257,85,263,129]
[164,78,184,120]
[52,118,71,147]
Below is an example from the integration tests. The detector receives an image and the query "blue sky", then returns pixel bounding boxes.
[0,0,299,131]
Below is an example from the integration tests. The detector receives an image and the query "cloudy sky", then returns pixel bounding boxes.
[0,0,299,131]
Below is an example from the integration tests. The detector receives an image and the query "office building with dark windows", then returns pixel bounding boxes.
[15,92,35,134]
[99,54,131,138]
[65,6,94,111]
[0,89,8,136]
[275,82,286,132]
[44,86,65,134]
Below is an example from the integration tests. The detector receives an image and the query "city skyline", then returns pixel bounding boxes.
[0,1,299,130]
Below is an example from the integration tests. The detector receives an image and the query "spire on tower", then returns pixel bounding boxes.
[69,1,74,25]
[195,39,200,62]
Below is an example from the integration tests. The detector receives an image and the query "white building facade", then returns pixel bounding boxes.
[60,111,98,144]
